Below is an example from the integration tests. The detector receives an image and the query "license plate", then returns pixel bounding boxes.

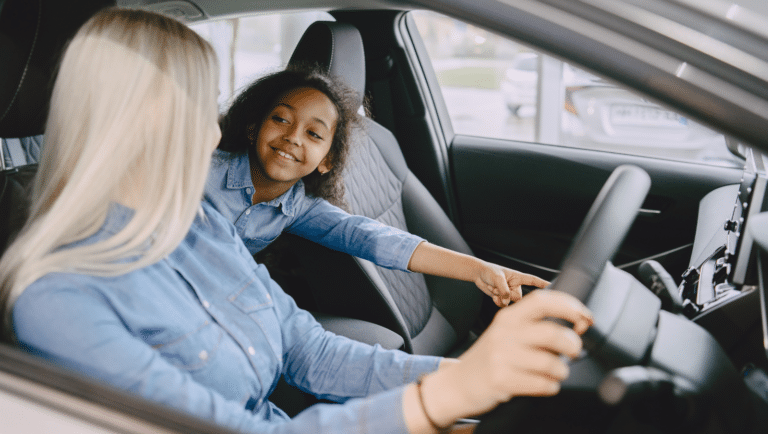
[609,104,687,127]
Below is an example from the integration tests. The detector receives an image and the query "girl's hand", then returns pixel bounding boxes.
[475,263,549,307]
[415,290,594,427]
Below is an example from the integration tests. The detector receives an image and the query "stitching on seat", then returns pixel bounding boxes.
[344,132,432,335]
[0,0,43,125]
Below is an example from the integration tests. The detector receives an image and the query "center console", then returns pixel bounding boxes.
[678,149,767,337]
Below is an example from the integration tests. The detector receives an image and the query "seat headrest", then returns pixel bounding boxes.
[288,21,366,108]
[0,0,115,138]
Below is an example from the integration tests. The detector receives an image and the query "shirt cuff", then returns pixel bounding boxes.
[358,354,439,434]
[394,236,425,273]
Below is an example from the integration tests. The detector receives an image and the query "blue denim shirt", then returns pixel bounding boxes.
[13,202,441,433]
[204,149,423,271]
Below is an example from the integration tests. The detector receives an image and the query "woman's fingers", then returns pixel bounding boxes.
[506,345,571,381]
[516,321,584,359]
[435,289,594,421]
[505,290,594,335]
[500,371,564,397]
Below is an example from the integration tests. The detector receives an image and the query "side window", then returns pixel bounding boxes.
[411,11,743,167]
[190,12,334,110]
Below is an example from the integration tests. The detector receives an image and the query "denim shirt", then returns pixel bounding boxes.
[204,149,423,271]
[13,202,441,434]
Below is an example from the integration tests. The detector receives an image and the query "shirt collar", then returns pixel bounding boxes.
[223,150,305,218]
[225,151,253,190]
[263,181,304,217]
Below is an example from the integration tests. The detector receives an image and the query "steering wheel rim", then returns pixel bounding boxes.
[475,165,652,434]
[548,165,651,302]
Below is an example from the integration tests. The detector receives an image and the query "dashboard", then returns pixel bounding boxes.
[679,148,768,360]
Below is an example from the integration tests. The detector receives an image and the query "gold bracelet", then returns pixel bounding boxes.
[415,375,451,433]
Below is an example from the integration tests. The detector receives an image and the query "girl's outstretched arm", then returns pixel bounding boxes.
[407,241,549,307]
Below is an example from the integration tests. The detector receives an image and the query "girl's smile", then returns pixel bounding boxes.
[250,86,338,197]
[273,148,299,161]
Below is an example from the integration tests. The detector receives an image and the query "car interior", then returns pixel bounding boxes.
[2,0,768,432]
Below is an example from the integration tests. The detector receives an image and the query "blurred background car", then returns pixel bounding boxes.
[500,52,731,164]
[561,82,730,163]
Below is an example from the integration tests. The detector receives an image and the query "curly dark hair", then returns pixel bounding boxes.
[218,64,362,209]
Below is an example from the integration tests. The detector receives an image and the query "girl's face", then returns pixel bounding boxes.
[252,87,338,186]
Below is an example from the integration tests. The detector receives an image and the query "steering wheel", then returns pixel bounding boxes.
[476,164,652,433]
[548,164,651,301]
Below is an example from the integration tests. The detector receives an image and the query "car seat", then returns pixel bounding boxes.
[0,0,116,256]
[283,21,484,357]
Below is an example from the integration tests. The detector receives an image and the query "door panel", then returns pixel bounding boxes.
[450,135,744,280]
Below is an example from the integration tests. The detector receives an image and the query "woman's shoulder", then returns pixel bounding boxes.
[14,271,116,328]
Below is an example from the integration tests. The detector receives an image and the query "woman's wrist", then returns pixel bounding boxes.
[419,370,467,429]
[404,368,466,434]
[416,375,452,433]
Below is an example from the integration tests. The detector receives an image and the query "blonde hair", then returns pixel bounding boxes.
[0,8,220,337]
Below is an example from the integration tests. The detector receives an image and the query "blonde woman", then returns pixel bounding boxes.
[0,8,593,434]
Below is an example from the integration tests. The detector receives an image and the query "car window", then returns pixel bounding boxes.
[411,11,744,167]
[190,12,334,110]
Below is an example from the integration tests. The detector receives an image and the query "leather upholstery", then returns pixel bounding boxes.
[288,21,366,108]
[0,164,36,253]
[287,21,482,356]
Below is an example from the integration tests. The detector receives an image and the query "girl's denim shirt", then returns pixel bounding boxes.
[204,149,423,271]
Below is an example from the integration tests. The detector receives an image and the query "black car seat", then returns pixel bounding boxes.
[283,21,483,357]
[0,0,116,255]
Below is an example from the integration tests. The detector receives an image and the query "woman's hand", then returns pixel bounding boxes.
[474,263,549,307]
[406,290,594,430]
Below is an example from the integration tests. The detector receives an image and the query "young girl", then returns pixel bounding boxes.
[0,8,592,434]
[204,66,548,307]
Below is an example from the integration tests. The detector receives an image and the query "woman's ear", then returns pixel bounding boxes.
[318,156,333,175]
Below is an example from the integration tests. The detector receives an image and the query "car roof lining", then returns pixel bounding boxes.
[115,0,418,21]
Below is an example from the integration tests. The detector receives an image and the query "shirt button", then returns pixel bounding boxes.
[246,188,252,194]
[199,350,208,361]
[202,300,210,308]
[248,346,256,355]
[245,209,251,215]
